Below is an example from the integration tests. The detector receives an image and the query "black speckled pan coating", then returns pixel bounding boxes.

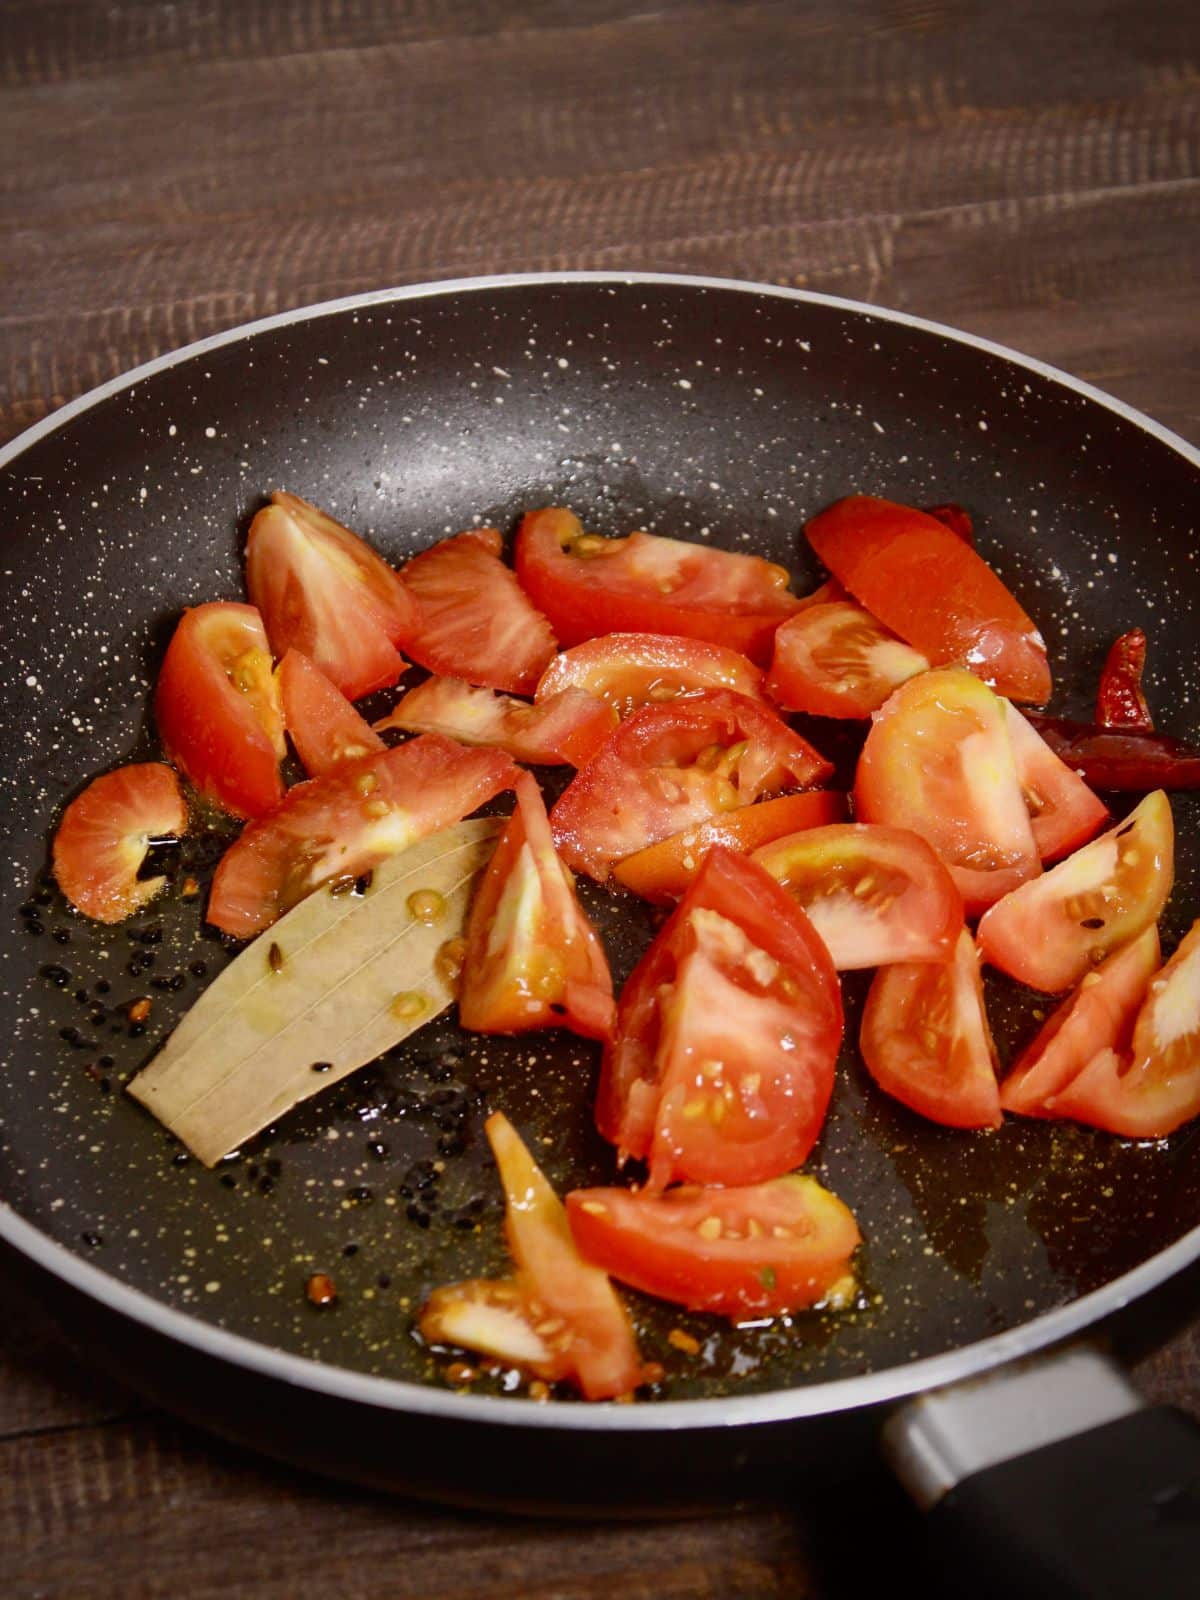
[0,277,1197,1500]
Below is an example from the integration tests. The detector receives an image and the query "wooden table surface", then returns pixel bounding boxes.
[2,2,1198,1594]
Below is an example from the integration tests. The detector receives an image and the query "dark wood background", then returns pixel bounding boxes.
[2,2,1198,1594]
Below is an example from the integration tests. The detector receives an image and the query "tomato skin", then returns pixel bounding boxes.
[276,650,384,778]
[52,764,188,924]
[374,675,615,767]
[806,495,1052,703]
[765,601,929,719]
[977,790,1175,993]
[155,601,286,819]
[515,507,801,665]
[207,734,517,938]
[566,1176,861,1320]
[1004,702,1108,863]
[860,928,1002,1129]
[535,632,766,718]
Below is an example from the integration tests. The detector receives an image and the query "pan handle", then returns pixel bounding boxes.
[882,1341,1200,1600]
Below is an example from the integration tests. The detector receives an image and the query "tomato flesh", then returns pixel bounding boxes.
[765,601,929,719]
[1004,702,1108,863]
[375,675,615,767]
[277,649,384,777]
[535,631,766,718]
[53,764,188,924]
[419,1277,574,1383]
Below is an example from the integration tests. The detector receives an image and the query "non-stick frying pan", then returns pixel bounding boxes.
[1,274,1198,1593]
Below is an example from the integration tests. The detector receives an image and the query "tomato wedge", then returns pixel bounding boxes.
[765,601,929,719]
[854,668,1041,915]
[155,601,286,819]
[459,771,615,1040]
[597,847,842,1191]
[245,492,415,700]
[613,791,846,904]
[859,928,1002,1129]
[535,632,766,718]
[419,1278,576,1385]
[566,1176,861,1320]
[207,734,517,938]
[1004,702,1108,863]
[276,649,384,778]
[52,764,187,924]
[515,507,802,665]
[977,790,1175,993]
[374,676,615,767]
[400,527,558,696]
[806,495,1051,703]
[551,689,832,882]
[751,823,962,969]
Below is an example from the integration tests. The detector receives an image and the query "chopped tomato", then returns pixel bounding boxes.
[751,823,962,969]
[854,668,1041,915]
[613,791,847,904]
[597,847,843,1191]
[566,1176,861,1320]
[551,689,832,882]
[977,790,1175,993]
[419,1278,575,1384]
[276,649,384,778]
[515,507,801,665]
[765,600,929,718]
[207,734,516,938]
[1097,628,1153,731]
[245,492,415,700]
[535,632,766,718]
[1000,926,1161,1118]
[806,495,1051,703]
[400,527,558,696]
[1004,703,1109,863]
[859,928,1002,1129]
[155,601,286,819]
[374,676,614,767]
[52,764,187,924]
[459,771,615,1040]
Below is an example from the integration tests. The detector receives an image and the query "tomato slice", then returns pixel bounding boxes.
[418,1277,575,1384]
[515,507,802,665]
[859,928,1002,1129]
[535,631,766,718]
[1004,702,1108,863]
[551,689,833,882]
[597,847,842,1191]
[613,791,847,904]
[1048,920,1200,1137]
[276,649,384,778]
[566,1176,861,1320]
[1000,926,1161,1118]
[52,764,187,924]
[459,771,615,1040]
[400,527,558,696]
[245,493,415,700]
[207,734,517,938]
[374,675,615,767]
[751,823,963,969]
[977,790,1175,993]
[155,601,286,819]
[765,601,929,719]
[854,668,1041,915]
[806,495,1051,703]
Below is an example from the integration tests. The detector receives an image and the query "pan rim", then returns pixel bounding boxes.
[1,268,1197,1432]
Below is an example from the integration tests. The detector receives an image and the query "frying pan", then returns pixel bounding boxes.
[2,273,1199,1593]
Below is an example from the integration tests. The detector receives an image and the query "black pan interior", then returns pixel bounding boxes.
[0,278,1197,1404]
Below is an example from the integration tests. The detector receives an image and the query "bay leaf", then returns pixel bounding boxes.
[128,818,501,1166]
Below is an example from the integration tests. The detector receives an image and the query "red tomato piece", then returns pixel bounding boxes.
[459,771,615,1040]
[374,676,615,767]
[854,668,1041,916]
[400,527,558,696]
[751,823,963,969]
[551,689,833,882]
[418,1277,576,1385]
[245,493,415,700]
[1004,702,1108,863]
[1096,628,1154,731]
[566,1176,861,1320]
[535,632,766,718]
[52,764,187,924]
[207,734,517,938]
[515,507,802,665]
[613,791,847,905]
[597,847,843,1192]
[977,790,1175,993]
[276,650,384,778]
[764,600,929,719]
[155,601,286,819]
[859,928,1002,1129]
[806,495,1052,703]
